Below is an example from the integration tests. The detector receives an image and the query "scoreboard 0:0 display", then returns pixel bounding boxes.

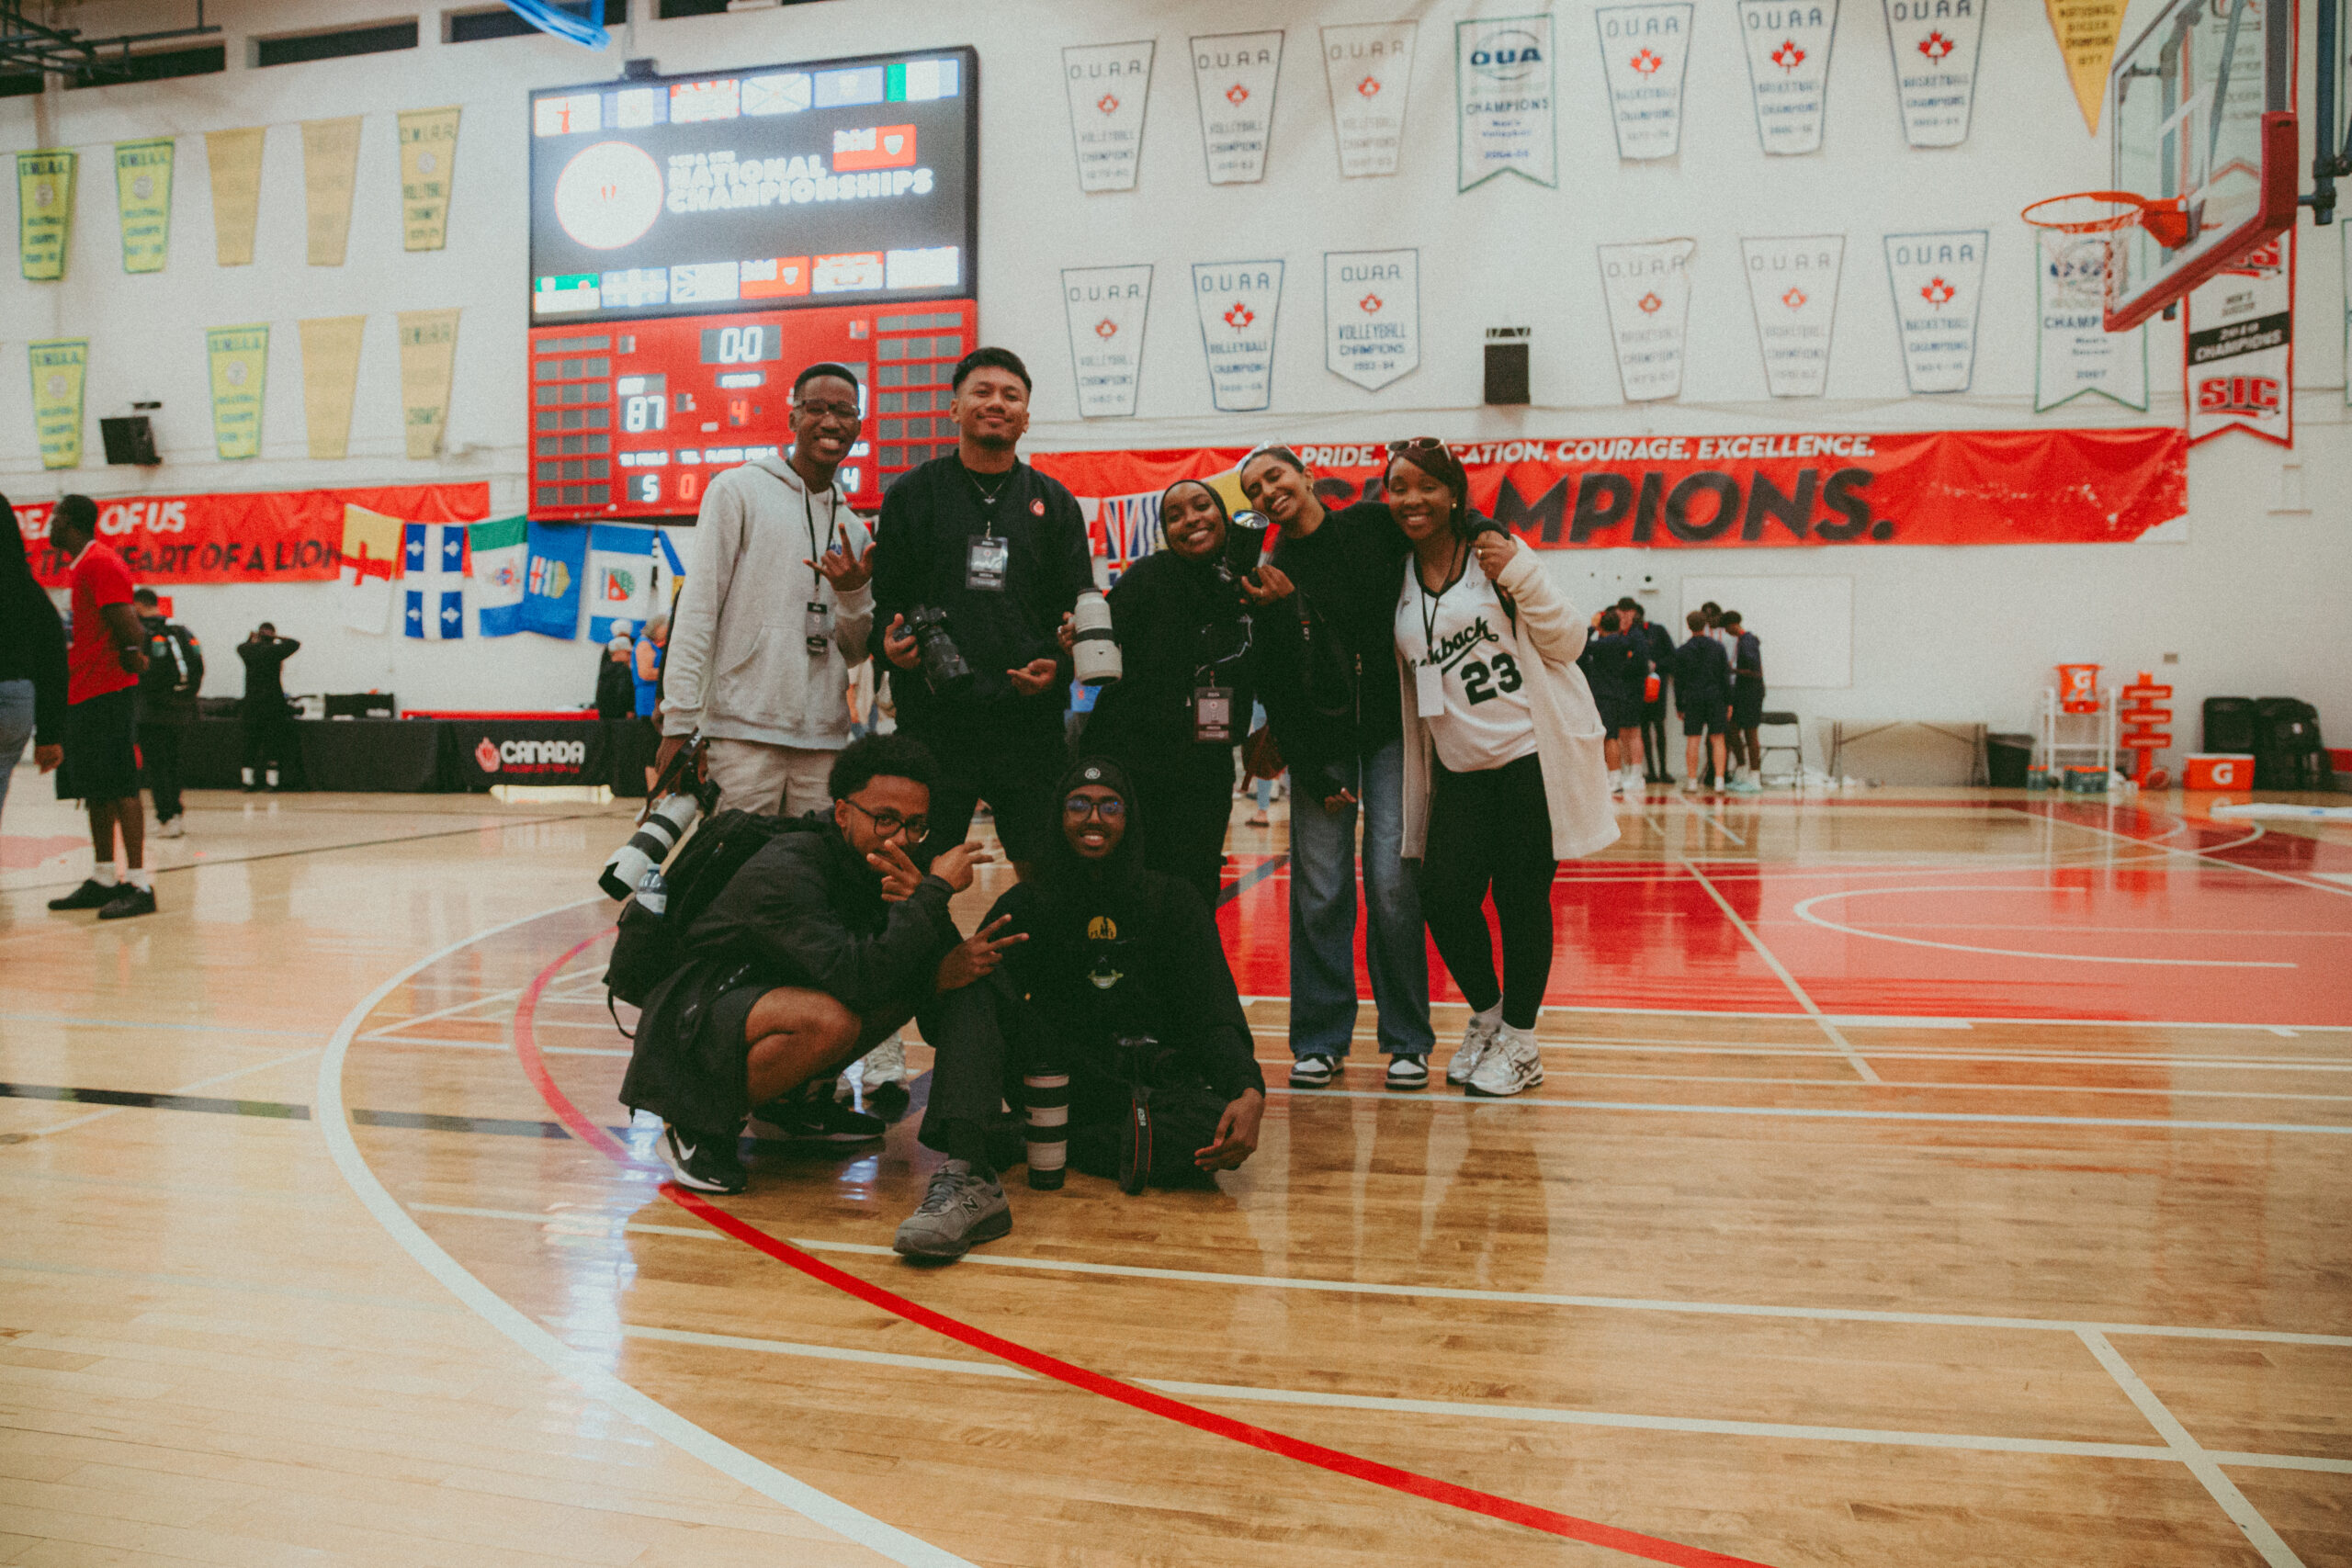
[701,324,783,365]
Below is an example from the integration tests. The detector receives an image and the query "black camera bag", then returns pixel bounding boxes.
[605,809,809,1011]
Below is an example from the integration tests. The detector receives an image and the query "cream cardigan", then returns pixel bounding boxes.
[1396,537,1621,863]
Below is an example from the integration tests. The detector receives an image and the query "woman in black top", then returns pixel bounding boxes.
[0,496,69,826]
[594,635,638,720]
[1076,479,1256,907]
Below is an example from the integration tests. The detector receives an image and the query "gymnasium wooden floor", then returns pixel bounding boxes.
[2,773,2347,1567]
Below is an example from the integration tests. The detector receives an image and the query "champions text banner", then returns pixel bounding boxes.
[1032,428,2185,550]
[17,482,492,587]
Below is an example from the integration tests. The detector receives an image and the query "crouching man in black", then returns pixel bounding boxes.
[621,733,1007,1194]
[895,756,1266,1260]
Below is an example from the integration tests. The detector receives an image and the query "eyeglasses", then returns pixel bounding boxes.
[1063,795,1126,820]
[797,400,861,423]
[1387,437,1450,456]
[842,796,927,840]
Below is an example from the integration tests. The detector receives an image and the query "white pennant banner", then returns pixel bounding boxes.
[2186,233,2294,447]
[1062,41,1155,193]
[1882,0,1984,146]
[1597,239,1698,401]
[2033,227,2146,411]
[1456,14,1558,189]
[1741,234,1845,396]
[1883,229,1989,392]
[1062,265,1154,419]
[1324,249,1420,391]
[1320,22,1418,178]
[1191,31,1283,185]
[1737,0,1838,154]
[1596,4,1695,160]
[1193,260,1285,412]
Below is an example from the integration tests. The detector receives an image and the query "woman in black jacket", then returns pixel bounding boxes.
[1072,479,1256,906]
[0,496,69,826]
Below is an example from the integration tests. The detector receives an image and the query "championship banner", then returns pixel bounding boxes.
[300,116,363,266]
[206,324,270,460]
[17,150,76,279]
[1062,41,1155,192]
[338,503,401,635]
[2042,0,2122,132]
[1324,250,1419,392]
[204,127,266,266]
[1883,0,1983,147]
[1320,21,1417,177]
[2034,227,2146,411]
[299,315,367,459]
[397,308,461,458]
[2186,232,2293,447]
[1061,265,1153,418]
[1191,31,1283,185]
[397,106,461,252]
[113,139,175,274]
[28,340,87,470]
[17,482,492,587]
[1883,230,1988,392]
[1192,260,1283,412]
[1597,239,1697,401]
[1741,235,1845,396]
[1031,427,2187,552]
[1456,15,1557,189]
[1737,0,1838,154]
[1596,4,1694,161]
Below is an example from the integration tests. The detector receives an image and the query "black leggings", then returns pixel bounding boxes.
[1420,752,1556,1031]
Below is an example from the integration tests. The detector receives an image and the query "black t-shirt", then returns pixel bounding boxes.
[237,637,298,708]
[1258,502,1409,793]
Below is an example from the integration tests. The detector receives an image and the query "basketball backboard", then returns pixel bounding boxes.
[2103,0,2298,329]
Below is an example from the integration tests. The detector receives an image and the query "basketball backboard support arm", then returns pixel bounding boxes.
[2303,0,2350,222]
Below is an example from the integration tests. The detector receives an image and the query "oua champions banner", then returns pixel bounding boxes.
[1032,428,2186,550]
[17,482,491,587]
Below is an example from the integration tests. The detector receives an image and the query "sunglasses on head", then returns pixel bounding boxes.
[1064,795,1126,820]
[1387,437,1450,457]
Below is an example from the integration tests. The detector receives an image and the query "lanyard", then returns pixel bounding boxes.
[802,483,839,571]
[1415,540,1468,660]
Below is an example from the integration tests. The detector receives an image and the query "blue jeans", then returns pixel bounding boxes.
[1287,738,1433,1057]
[0,679,33,825]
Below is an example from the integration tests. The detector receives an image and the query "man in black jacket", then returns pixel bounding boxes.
[619,733,1007,1194]
[132,589,202,838]
[1629,599,1678,783]
[870,346,1091,881]
[236,624,299,791]
[898,756,1266,1260]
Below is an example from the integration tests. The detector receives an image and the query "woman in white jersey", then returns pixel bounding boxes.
[1387,439,1619,1097]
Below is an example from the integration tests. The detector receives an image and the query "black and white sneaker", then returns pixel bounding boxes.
[96,886,157,920]
[661,1124,747,1193]
[749,1088,885,1143]
[47,879,118,911]
[1384,1055,1430,1091]
[1287,1054,1340,1089]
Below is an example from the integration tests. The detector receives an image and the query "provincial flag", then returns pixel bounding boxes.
[586,523,655,644]
[402,522,469,640]
[469,514,527,637]
[338,504,403,635]
[519,518,587,639]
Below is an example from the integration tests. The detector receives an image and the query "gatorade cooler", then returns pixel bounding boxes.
[2056,663,2102,714]
[2184,753,2254,790]
[2063,766,2109,794]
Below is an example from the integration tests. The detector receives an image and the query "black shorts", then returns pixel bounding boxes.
[56,687,140,802]
[910,723,1067,865]
[1596,693,1644,732]
[1731,687,1765,728]
[1680,705,1730,739]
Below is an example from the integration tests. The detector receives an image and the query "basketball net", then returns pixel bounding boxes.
[2020,191,2190,321]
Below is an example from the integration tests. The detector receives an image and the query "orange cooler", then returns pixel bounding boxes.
[2183,753,2254,790]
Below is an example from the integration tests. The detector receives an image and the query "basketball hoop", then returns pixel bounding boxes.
[2020,190,2191,251]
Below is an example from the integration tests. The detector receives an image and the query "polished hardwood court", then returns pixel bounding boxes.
[2,777,2346,1567]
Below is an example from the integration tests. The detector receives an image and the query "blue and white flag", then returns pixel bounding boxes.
[469,514,528,637]
[519,519,587,639]
[586,524,654,644]
[401,522,468,640]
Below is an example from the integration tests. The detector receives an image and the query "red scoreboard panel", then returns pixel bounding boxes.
[527,301,972,518]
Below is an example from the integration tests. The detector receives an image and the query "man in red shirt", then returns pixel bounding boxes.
[43,496,157,920]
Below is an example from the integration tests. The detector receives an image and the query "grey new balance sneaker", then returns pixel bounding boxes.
[893,1159,1011,1260]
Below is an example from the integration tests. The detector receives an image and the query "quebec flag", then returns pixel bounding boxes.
[586,524,655,645]
[402,522,469,640]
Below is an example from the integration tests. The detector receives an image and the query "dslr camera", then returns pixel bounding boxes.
[907,605,974,698]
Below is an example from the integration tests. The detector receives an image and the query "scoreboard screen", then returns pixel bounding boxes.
[526,47,978,520]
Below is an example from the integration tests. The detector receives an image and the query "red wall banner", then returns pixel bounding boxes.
[15,483,492,588]
[1033,427,2187,556]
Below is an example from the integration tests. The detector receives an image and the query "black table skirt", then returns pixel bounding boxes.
[167,717,651,794]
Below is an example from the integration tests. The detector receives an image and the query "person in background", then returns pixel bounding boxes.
[132,588,202,840]
[42,495,156,920]
[594,633,638,720]
[1238,444,1434,1092]
[1386,439,1617,1098]
[1723,610,1766,793]
[236,623,300,792]
[1581,605,1647,796]
[1676,610,1733,793]
[0,495,68,830]
[1630,598,1677,784]
[633,614,668,720]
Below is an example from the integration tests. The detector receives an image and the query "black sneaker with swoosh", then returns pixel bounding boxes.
[661,1123,747,1194]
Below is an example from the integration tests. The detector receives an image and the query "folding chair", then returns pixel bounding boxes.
[1758,711,1804,783]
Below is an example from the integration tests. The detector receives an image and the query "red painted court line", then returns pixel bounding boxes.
[507,930,1781,1567]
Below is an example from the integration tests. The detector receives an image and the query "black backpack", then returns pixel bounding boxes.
[604,809,811,1010]
[2251,698,2330,791]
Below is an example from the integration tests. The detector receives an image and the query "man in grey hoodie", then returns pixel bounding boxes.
[657,362,876,818]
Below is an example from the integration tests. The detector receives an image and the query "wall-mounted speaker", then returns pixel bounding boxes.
[1483,341,1530,405]
[100,415,160,466]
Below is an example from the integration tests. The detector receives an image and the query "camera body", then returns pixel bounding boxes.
[907,605,973,697]
[1070,590,1121,687]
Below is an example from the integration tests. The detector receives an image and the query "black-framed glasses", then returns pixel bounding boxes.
[1388,436,1449,456]
[1063,795,1127,820]
[842,796,926,840]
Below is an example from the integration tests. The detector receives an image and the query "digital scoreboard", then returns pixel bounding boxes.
[526,47,978,519]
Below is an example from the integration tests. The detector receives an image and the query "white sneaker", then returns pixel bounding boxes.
[153,818,186,840]
[1728,773,1763,795]
[860,1032,911,1089]
[1609,770,1627,796]
[1464,1027,1544,1098]
[1624,766,1645,795]
[1445,1013,1503,1085]
[1679,775,1699,794]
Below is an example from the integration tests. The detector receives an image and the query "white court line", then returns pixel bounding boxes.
[1246,1061,2352,1104]
[367,1033,632,1057]
[28,1047,324,1139]
[2079,1330,2305,1568]
[321,900,977,1568]
[411,1203,2352,1348]
[1237,997,2352,1033]
[0,1011,320,1037]
[1790,888,2298,968]
[2043,807,2352,901]
[360,987,523,1035]
[1250,1028,2352,1069]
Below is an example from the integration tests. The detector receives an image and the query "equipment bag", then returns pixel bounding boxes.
[605,809,808,1008]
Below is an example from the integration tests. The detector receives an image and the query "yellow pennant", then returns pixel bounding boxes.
[301,117,363,265]
[2042,0,2126,133]
[28,339,87,469]
[397,107,462,252]
[114,139,175,274]
[207,323,271,460]
[299,315,368,460]
[397,308,461,459]
[17,149,77,280]
[204,127,266,265]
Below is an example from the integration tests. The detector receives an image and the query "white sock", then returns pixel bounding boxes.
[94,862,119,886]
[1501,1022,1539,1051]
[125,868,152,891]
[1473,1001,1504,1032]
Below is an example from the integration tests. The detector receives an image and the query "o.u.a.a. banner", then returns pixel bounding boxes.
[1882,0,1984,146]
[1741,235,1845,396]
[1324,250,1419,391]
[206,324,270,460]
[1596,5,1695,160]
[2185,233,2293,448]
[114,139,175,274]
[1061,265,1153,418]
[1062,41,1154,192]
[1320,22,1417,177]
[2034,228,2147,411]
[1456,15,1557,189]
[1192,261,1284,412]
[1737,0,1838,153]
[28,340,87,469]
[1190,31,1283,185]
[1883,230,1989,392]
[1598,240,1697,401]
[17,150,76,279]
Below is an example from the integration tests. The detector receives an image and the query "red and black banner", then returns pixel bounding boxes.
[16,483,491,587]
